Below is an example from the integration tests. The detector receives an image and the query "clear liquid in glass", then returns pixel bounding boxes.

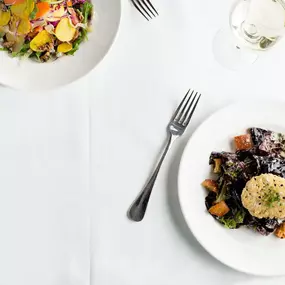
[231,0,285,50]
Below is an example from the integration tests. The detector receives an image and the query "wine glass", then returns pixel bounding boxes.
[213,0,285,70]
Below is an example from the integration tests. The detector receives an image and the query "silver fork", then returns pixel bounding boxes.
[131,0,159,21]
[127,89,201,222]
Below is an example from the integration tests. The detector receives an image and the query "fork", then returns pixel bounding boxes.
[127,89,201,222]
[131,0,159,21]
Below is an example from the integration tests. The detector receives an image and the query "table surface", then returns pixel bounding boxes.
[2,0,285,284]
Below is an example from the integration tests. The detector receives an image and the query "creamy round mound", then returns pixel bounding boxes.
[241,174,285,219]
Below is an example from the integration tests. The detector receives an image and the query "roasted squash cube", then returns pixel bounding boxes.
[209,201,230,217]
[234,134,253,151]
[202,179,218,193]
[275,222,285,239]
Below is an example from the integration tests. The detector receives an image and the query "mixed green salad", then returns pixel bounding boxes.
[203,128,285,239]
[0,0,93,62]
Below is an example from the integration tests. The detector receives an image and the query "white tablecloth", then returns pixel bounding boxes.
[2,0,285,284]
[0,89,90,285]
[89,1,285,284]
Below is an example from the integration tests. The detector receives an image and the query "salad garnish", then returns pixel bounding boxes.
[0,0,93,62]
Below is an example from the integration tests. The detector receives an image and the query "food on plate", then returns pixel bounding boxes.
[275,222,285,239]
[241,174,285,219]
[213,158,222,174]
[0,0,93,62]
[202,179,218,193]
[234,134,253,151]
[209,200,230,217]
[202,127,285,238]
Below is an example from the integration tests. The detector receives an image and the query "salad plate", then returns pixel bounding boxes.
[0,0,121,91]
[178,102,285,276]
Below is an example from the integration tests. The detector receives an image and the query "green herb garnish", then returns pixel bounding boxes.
[263,187,281,207]
[30,4,38,20]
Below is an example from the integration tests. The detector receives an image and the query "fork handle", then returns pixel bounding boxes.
[128,135,176,222]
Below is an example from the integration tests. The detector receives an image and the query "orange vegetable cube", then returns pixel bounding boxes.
[202,179,218,193]
[234,134,253,151]
[209,201,230,217]
[275,222,285,239]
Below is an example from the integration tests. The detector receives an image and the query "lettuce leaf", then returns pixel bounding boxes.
[11,43,31,57]
[67,29,87,55]
[30,4,38,20]
[81,2,93,24]
[219,210,246,229]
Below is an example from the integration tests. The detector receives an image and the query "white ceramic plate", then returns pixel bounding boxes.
[178,102,285,276]
[0,0,121,91]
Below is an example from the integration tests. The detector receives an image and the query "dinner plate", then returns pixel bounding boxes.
[0,0,121,91]
[178,102,285,276]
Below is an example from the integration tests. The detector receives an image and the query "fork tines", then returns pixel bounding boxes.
[173,89,201,127]
[131,0,159,21]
